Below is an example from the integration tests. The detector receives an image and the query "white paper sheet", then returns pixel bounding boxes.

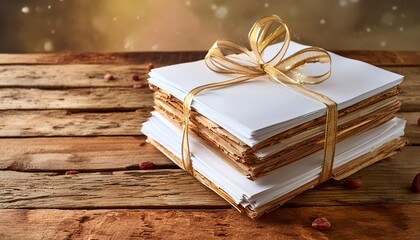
[141,112,405,210]
[149,41,403,147]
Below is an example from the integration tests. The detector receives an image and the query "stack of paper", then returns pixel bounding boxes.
[141,41,406,218]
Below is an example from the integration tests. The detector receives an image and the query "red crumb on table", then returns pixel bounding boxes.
[104,73,115,81]
[133,83,145,89]
[312,217,331,230]
[147,63,154,71]
[139,161,156,170]
[343,178,363,189]
[132,74,140,81]
[65,170,80,175]
[411,173,420,193]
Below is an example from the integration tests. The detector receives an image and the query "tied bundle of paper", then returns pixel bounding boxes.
[151,84,400,179]
[141,15,406,219]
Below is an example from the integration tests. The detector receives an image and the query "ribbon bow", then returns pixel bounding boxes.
[181,15,337,183]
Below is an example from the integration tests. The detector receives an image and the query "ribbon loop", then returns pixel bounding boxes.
[182,15,337,184]
[249,16,290,67]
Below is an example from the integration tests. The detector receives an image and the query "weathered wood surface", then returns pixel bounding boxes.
[395,112,420,145]
[0,64,149,88]
[0,110,149,137]
[398,90,420,112]
[0,51,419,239]
[0,137,172,172]
[1,205,419,240]
[0,134,418,173]
[0,66,418,112]
[4,87,417,113]
[0,52,207,65]
[1,147,419,208]
[0,87,153,110]
[0,111,418,144]
[0,65,417,88]
[389,67,420,88]
[1,51,419,66]
[0,169,228,209]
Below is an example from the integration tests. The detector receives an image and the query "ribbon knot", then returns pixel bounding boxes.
[259,63,267,72]
[181,15,337,183]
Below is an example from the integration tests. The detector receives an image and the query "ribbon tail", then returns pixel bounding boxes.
[318,98,337,183]
[288,85,337,183]
[265,66,338,183]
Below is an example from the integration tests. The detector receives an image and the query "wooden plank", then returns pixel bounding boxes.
[0,51,419,66]
[386,67,420,88]
[398,89,420,112]
[0,88,153,110]
[0,138,418,173]
[0,65,417,111]
[391,66,420,112]
[0,133,398,173]
[0,147,419,208]
[0,206,419,239]
[0,110,149,137]
[0,111,418,144]
[0,52,207,66]
[0,88,416,111]
[0,64,149,88]
[395,112,420,145]
[0,137,173,172]
[0,65,418,89]
[0,76,417,111]
[291,147,420,206]
[0,169,228,208]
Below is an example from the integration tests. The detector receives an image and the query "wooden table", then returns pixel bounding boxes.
[0,51,419,239]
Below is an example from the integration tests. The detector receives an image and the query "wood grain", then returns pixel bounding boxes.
[0,205,419,240]
[0,52,207,65]
[3,136,417,174]
[291,147,420,206]
[0,65,417,89]
[0,66,417,111]
[0,51,419,66]
[395,112,420,145]
[0,87,153,110]
[0,81,417,112]
[0,147,419,208]
[0,64,149,88]
[388,67,420,88]
[0,136,172,172]
[0,111,418,145]
[0,50,418,238]
[0,110,149,137]
[400,99,420,112]
[0,169,228,209]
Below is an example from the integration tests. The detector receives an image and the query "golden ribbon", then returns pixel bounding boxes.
[181,15,337,183]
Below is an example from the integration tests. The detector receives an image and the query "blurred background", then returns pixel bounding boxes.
[0,0,419,53]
